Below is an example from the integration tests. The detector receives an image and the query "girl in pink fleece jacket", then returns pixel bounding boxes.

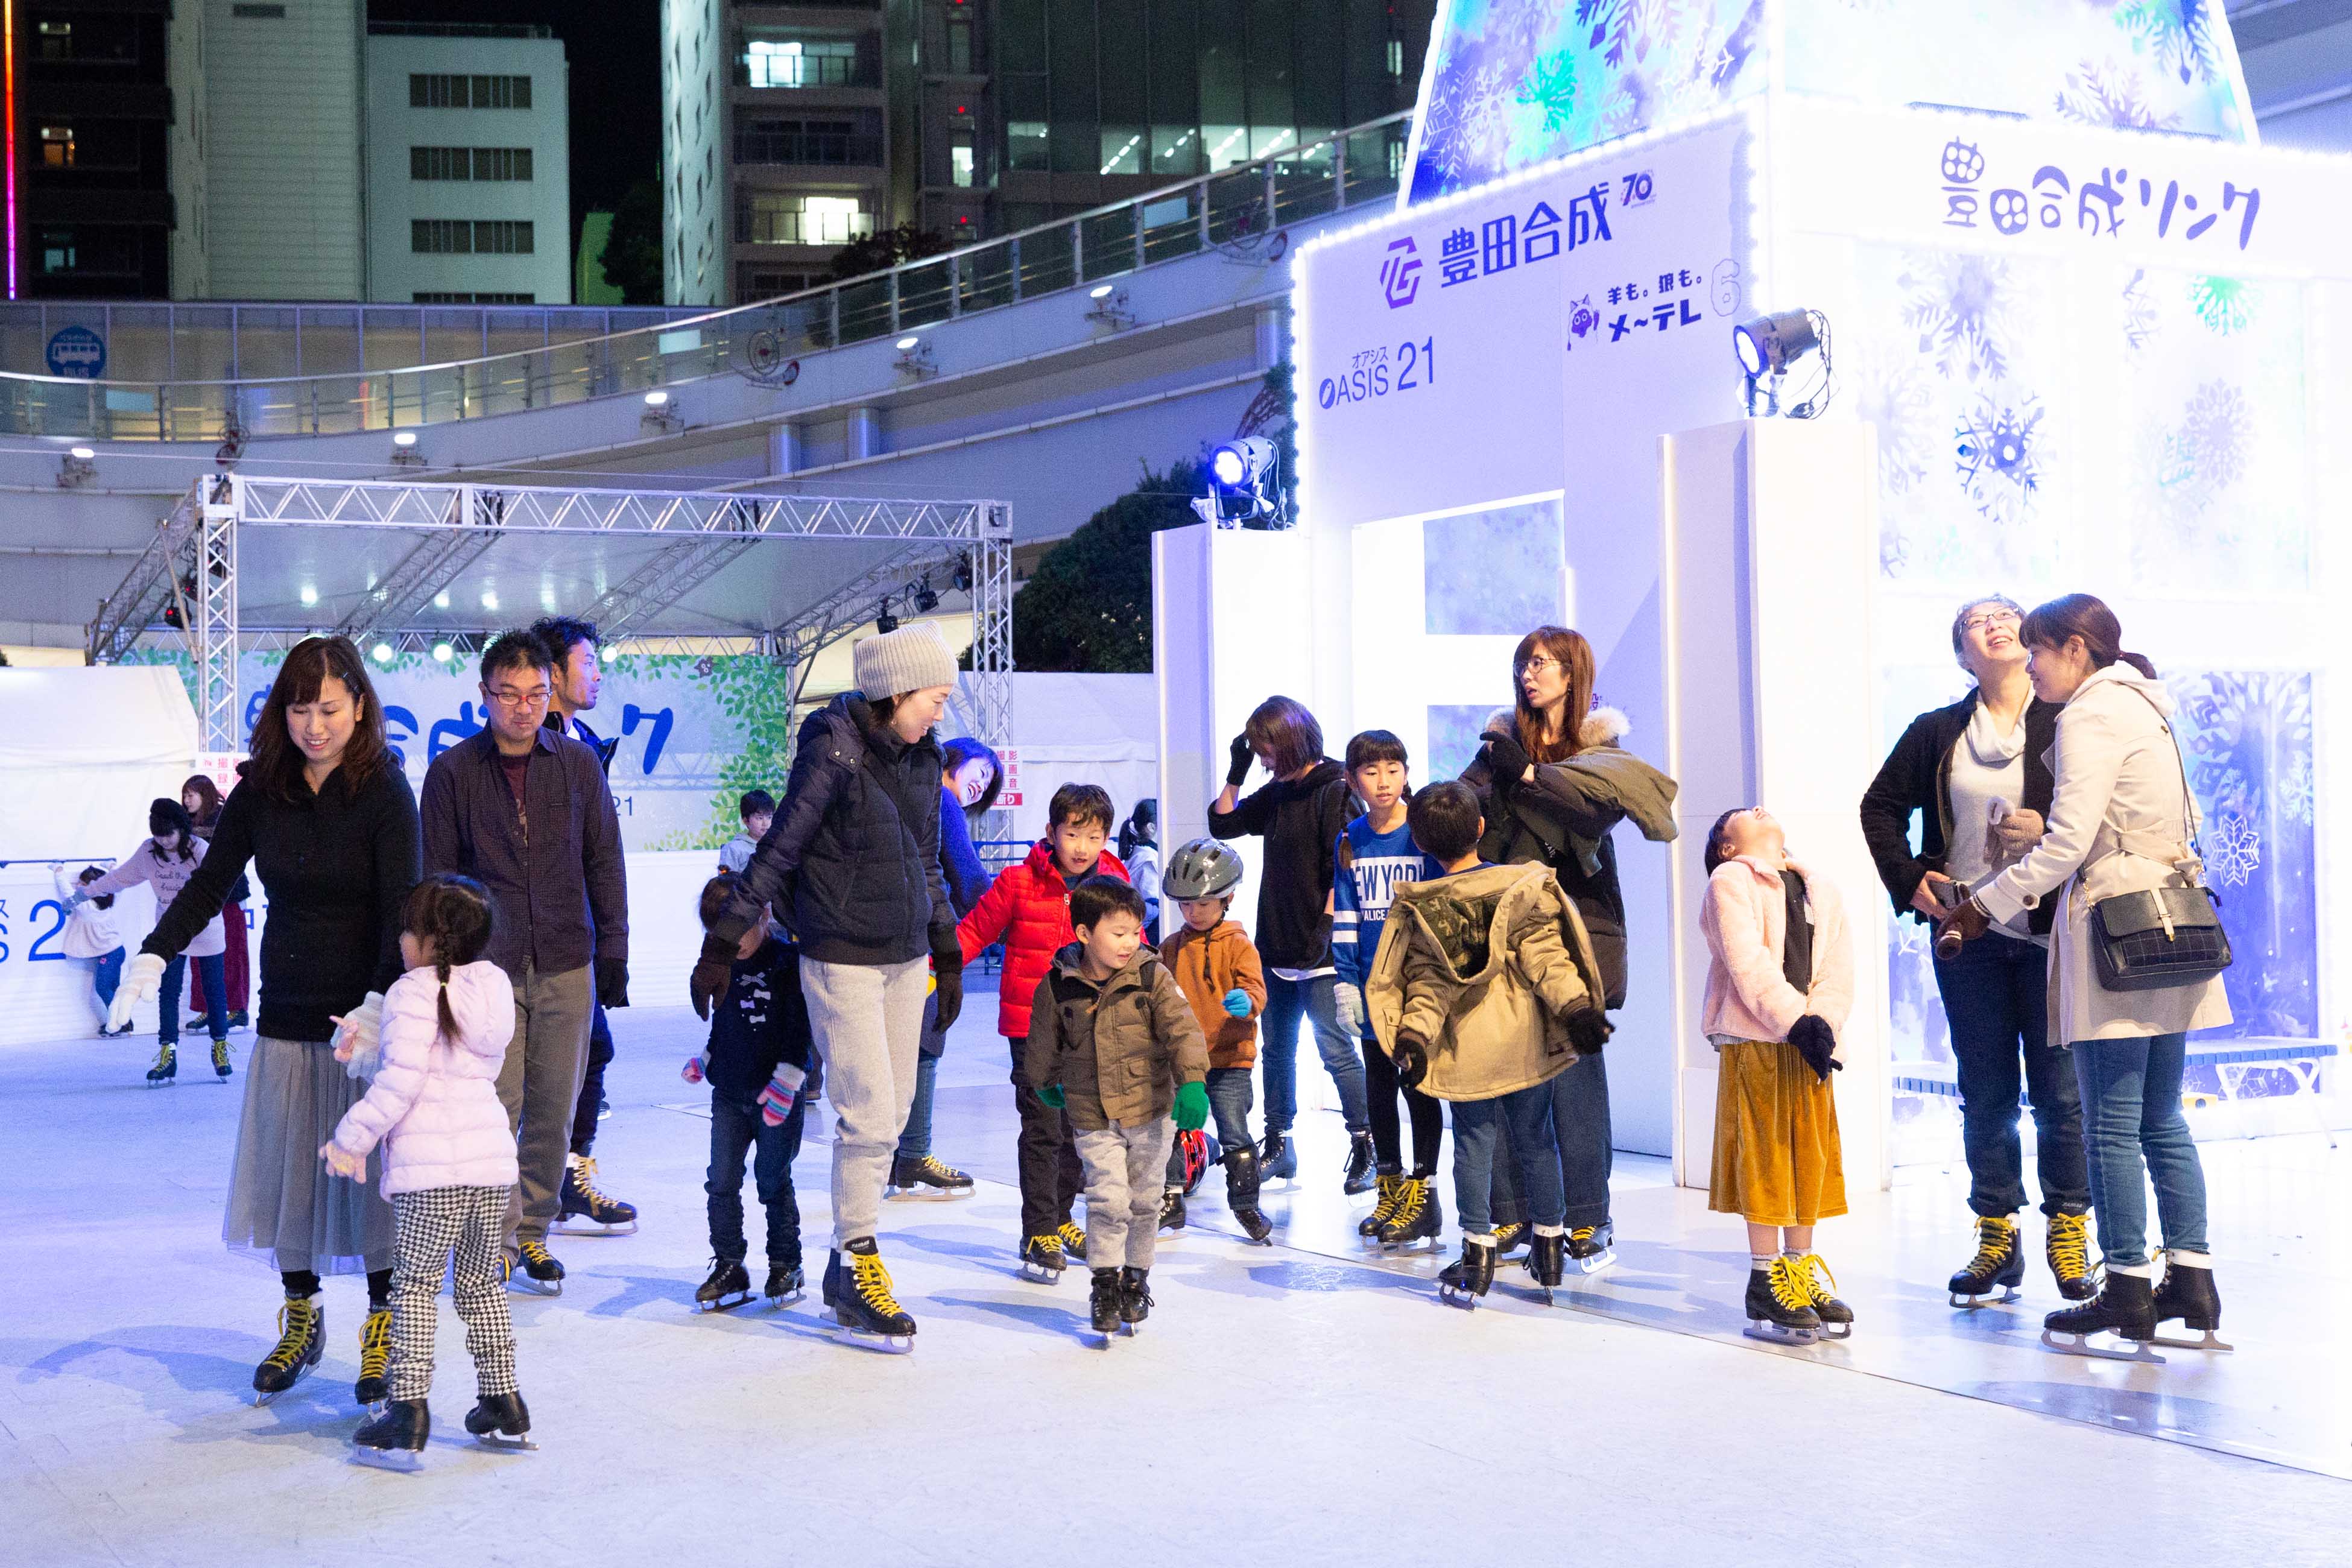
[323,874,531,1458]
[1698,808,1855,1347]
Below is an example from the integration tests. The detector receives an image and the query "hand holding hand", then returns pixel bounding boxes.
[1393,1031,1430,1091]
[1331,982,1364,1035]
[1173,1080,1210,1132]
[1037,1082,1066,1110]
[318,1140,368,1183]
[1788,1014,1842,1084]
[1225,734,1256,788]
[689,935,736,1021]
[109,952,166,1034]
[931,938,966,1031]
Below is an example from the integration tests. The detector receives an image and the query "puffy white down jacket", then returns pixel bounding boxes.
[330,960,517,1195]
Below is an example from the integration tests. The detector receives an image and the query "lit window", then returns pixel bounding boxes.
[951,133,975,188]
[40,127,75,169]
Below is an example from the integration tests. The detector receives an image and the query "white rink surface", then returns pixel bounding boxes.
[5,1002,2350,1568]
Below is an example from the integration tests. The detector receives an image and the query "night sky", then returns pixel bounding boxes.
[369,0,662,240]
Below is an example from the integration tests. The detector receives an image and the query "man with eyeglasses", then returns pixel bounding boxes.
[421,630,631,1296]
[1859,595,2092,1309]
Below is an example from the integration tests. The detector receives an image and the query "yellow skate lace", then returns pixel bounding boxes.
[573,1157,621,1209]
[1365,1174,1405,1228]
[519,1239,557,1269]
[357,1307,391,1382]
[152,1043,175,1072]
[1965,1214,2017,1276]
[852,1250,904,1315]
[2047,1212,2092,1282]
[1056,1221,1086,1253]
[261,1298,320,1374]
[1386,1180,1426,1228]
[1766,1256,1813,1312]
[210,1040,231,1071]
[1794,1253,1841,1306]
[917,1156,968,1182]
[1492,1222,1523,1250]
[1027,1233,1063,1262]
[1570,1225,1598,1247]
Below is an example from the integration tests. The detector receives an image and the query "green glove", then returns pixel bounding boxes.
[1037,1083,1065,1109]
[1173,1080,1210,1131]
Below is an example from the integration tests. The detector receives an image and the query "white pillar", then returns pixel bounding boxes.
[768,422,800,475]
[847,406,883,461]
[1254,303,1287,371]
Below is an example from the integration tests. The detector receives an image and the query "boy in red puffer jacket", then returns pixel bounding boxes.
[958,782,1128,1282]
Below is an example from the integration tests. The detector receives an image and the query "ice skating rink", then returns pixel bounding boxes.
[7,990,2350,1567]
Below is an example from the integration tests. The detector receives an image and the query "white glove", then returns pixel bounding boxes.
[109,953,165,1032]
[333,992,387,1081]
[1333,982,1367,1038]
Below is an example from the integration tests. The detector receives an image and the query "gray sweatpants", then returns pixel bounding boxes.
[801,955,930,1249]
[1075,1118,1176,1272]
[498,962,595,1247]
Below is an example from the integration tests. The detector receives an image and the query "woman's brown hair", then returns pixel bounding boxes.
[1510,626,1598,764]
[180,773,224,826]
[1244,695,1325,778]
[2018,593,2157,680]
[245,635,393,801]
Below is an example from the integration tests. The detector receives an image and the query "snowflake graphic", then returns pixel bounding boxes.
[2277,752,2315,827]
[2208,811,2260,888]
[2169,671,2315,836]
[2187,274,2260,336]
[1857,366,1933,495]
[2152,379,2250,520]
[2119,0,2227,89]
[2120,268,2160,352]
[1517,50,1579,132]
[1954,396,2044,525]
[2054,60,2183,131]
[1900,253,2020,383]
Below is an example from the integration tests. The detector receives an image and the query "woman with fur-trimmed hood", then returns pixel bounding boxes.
[1458,626,1679,1262]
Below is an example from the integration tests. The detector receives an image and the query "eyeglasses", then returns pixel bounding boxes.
[1521,655,1562,677]
[1962,611,2021,634]
[486,686,552,710]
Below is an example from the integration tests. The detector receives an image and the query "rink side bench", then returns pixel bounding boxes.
[1893,1039,2338,1145]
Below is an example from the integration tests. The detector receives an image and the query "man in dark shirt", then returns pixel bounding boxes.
[422,631,630,1294]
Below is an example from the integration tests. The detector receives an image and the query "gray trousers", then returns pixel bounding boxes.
[801,955,930,1249]
[1075,1117,1176,1272]
[497,962,594,1247]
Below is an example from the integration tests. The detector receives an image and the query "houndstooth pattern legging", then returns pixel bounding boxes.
[388,1184,518,1402]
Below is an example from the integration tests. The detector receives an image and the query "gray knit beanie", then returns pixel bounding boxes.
[853,624,958,700]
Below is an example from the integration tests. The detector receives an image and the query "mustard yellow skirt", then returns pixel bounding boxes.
[1707,1039,1848,1227]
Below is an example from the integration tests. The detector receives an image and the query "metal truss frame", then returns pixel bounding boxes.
[88,476,1014,762]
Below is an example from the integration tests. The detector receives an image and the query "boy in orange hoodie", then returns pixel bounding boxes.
[1155,838,1272,1243]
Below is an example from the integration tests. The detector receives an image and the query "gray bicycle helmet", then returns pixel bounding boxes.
[1162,836,1245,902]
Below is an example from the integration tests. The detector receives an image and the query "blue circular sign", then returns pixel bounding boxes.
[46,324,106,379]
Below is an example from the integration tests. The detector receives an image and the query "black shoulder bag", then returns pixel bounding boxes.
[2087,689,2233,993]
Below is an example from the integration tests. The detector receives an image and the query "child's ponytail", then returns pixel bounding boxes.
[401,873,496,1041]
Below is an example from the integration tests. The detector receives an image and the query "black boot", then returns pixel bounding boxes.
[353,1398,429,1452]
[1438,1235,1497,1309]
[2151,1255,2231,1351]
[1223,1145,1274,1244]
[1342,1131,1377,1194]
[1158,1187,1187,1233]
[1359,1171,1406,1238]
[1376,1175,1443,1251]
[1259,1130,1296,1180]
[2043,1271,2161,1362]
[251,1295,324,1402]
[695,1257,752,1312]
[1119,1266,1153,1326]
[2045,1210,2096,1302]
[1526,1228,1566,1291]
[822,1239,917,1347]
[763,1260,806,1303]
[1088,1268,1124,1335]
[463,1391,534,1449]
[1743,1259,1823,1345]
[1948,1213,2025,1308]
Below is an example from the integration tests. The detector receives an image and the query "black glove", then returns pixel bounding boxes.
[931,934,966,1031]
[689,935,736,1022]
[1226,733,1256,788]
[1788,1014,1842,1084]
[1479,729,1530,791]
[596,956,630,1010]
[1393,1031,1430,1090]
[1562,1005,1611,1058]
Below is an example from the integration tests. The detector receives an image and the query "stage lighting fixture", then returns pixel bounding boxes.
[371,642,396,664]
[432,643,453,663]
[390,429,425,466]
[1731,308,1833,420]
[58,446,96,488]
[875,595,900,634]
[893,336,937,379]
[952,554,975,593]
[913,578,940,613]
[434,591,450,609]
[643,390,671,406]
[1084,284,1135,330]
[299,584,319,607]
[481,590,500,611]
[640,388,683,435]
[1195,437,1283,528]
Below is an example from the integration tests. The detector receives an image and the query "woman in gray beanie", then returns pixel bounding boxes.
[691,623,963,1349]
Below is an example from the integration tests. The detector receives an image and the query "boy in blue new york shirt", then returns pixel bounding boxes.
[1331,730,1446,1248]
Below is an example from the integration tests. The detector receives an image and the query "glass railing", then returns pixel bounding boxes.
[0,110,1411,442]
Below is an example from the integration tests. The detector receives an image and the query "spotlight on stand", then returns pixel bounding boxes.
[1084,283,1135,330]
[912,577,940,614]
[874,593,900,634]
[58,446,97,488]
[1731,308,1833,420]
[1192,437,1285,529]
[390,429,425,467]
[952,554,974,593]
[893,335,937,379]
[641,388,683,435]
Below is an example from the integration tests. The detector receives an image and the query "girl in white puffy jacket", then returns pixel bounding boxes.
[322,873,531,1455]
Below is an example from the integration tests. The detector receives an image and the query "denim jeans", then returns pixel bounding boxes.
[1933,932,2088,1217]
[157,952,226,1046]
[1452,1083,1564,1235]
[1491,1052,1613,1230]
[90,948,124,1020]
[1165,1066,1256,1184]
[2074,1032,2207,1268]
[707,1086,807,1267]
[895,993,945,1161]
[1260,972,1368,1134]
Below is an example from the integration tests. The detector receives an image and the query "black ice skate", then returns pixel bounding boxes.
[2042,1271,2163,1364]
[823,1239,916,1351]
[2150,1256,2232,1353]
[887,1153,976,1200]
[146,1042,177,1085]
[464,1391,536,1450]
[1360,1171,1406,1239]
[1376,1177,1443,1253]
[764,1261,806,1305]
[695,1257,753,1312]
[1567,1221,1616,1275]
[210,1038,233,1080]
[1019,1233,1066,1283]
[555,1155,639,1236]
[1259,1130,1297,1182]
[1491,1222,1528,1257]
[1057,1221,1088,1262]
[2046,1210,2096,1302]
[508,1239,565,1297]
[1743,1259,1823,1345]
[1224,1145,1274,1245]
[352,1397,429,1467]
[353,1305,392,1408]
[1791,1254,1853,1339]
[1438,1234,1497,1309]
[251,1295,324,1403]
[1159,1187,1187,1233]
[1087,1268,1125,1340]
[1526,1229,1566,1302]
[1119,1266,1152,1328]
[1949,1214,2025,1309]
[1342,1131,1377,1195]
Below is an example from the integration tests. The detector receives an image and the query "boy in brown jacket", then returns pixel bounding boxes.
[1367,783,1610,1308]
[1026,877,1212,1340]
[1156,838,1271,1243]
